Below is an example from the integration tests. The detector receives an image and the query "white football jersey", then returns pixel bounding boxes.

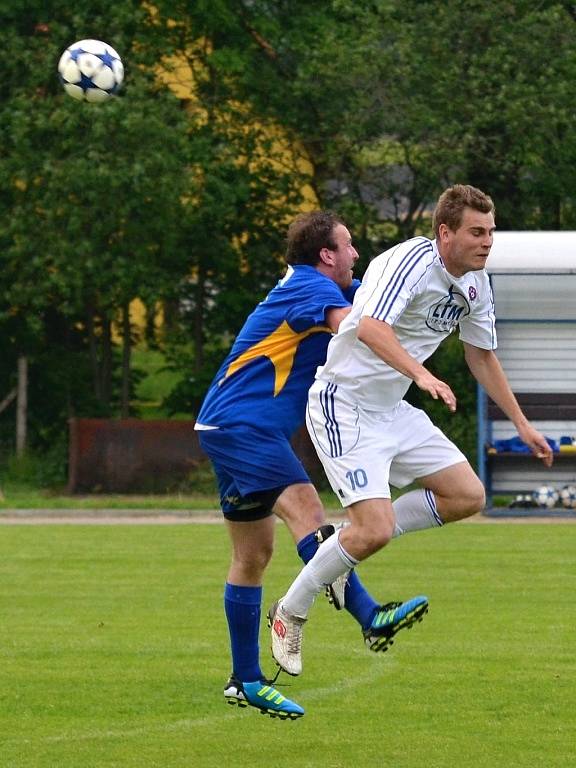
[315,236,497,409]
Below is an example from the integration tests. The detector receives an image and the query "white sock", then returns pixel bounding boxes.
[281,533,358,618]
[392,488,443,537]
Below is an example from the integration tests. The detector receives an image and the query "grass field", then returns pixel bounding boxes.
[0,488,222,511]
[0,484,338,511]
[1,521,574,768]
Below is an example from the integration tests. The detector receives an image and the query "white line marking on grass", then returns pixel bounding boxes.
[5,662,393,746]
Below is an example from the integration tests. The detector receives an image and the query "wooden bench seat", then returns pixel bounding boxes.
[483,392,576,511]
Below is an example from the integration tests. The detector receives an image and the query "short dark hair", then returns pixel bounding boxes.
[433,184,495,237]
[285,211,344,266]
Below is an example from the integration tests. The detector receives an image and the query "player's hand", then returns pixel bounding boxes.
[414,371,457,412]
[518,425,554,467]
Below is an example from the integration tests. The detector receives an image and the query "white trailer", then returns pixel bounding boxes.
[478,231,576,515]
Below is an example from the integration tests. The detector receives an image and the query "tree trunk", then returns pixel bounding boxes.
[16,355,28,457]
[101,316,113,409]
[120,302,131,418]
[86,308,102,403]
[0,388,17,415]
[193,262,206,373]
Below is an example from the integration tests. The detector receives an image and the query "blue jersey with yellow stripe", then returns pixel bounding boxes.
[197,265,358,437]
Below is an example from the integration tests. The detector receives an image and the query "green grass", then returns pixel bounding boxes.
[1,522,575,767]
[0,485,341,511]
[0,486,221,511]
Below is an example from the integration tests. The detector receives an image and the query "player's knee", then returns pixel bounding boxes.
[233,544,273,580]
[255,542,275,570]
[348,518,393,557]
[301,506,325,530]
[457,481,486,520]
[469,479,486,513]
[367,529,393,553]
[274,486,325,534]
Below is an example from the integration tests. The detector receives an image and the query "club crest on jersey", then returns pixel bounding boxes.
[426,285,470,333]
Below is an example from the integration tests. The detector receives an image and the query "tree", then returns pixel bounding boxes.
[151,1,576,235]
[149,0,576,446]
[4,0,576,465]
[0,5,191,450]
[0,1,311,453]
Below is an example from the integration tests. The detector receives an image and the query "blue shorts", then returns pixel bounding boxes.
[197,426,311,521]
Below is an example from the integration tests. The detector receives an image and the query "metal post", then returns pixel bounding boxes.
[476,383,489,508]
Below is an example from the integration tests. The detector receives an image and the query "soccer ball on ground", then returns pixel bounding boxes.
[509,494,534,509]
[58,39,124,102]
[559,484,576,509]
[532,485,559,509]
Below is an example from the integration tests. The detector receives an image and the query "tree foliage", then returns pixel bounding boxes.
[151,0,576,456]
[0,7,191,449]
[0,1,308,450]
[2,0,576,465]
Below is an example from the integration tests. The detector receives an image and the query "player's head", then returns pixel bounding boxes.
[285,211,358,288]
[285,211,345,266]
[434,185,496,276]
[433,185,495,238]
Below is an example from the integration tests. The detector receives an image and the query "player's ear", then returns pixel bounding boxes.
[319,247,334,266]
[437,223,451,243]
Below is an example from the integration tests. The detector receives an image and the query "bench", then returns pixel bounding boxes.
[479,391,576,515]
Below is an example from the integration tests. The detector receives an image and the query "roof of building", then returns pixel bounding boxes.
[487,231,576,273]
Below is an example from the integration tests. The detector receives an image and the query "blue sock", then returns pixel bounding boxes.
[344,572,380,629]
[296,532,318,563]
[224,583,263,683]
[296,532,379,630]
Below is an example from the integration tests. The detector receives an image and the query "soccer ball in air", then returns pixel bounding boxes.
[532,485,559,509]
[559,484,576,509]
[58,40,124,102]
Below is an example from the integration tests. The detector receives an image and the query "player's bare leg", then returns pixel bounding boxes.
[226,516,275,585]
[273,484,359,611]
[271,497,428,673]
[419,461,486,523]
[224,517,304,718]
[341,499,429,653]
[272,483,325,543]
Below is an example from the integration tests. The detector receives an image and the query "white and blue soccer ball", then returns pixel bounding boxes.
[559,484,576,510]
[58,39,124,103]
[532,485,559,509]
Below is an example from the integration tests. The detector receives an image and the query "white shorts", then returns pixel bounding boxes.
[306,379,467,506]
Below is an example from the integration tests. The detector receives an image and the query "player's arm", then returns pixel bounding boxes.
[325,306,352,333]
[357,316,456,411]
[463,343,553,467]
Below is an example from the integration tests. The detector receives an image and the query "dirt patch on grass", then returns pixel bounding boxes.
[0,510,575,525]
